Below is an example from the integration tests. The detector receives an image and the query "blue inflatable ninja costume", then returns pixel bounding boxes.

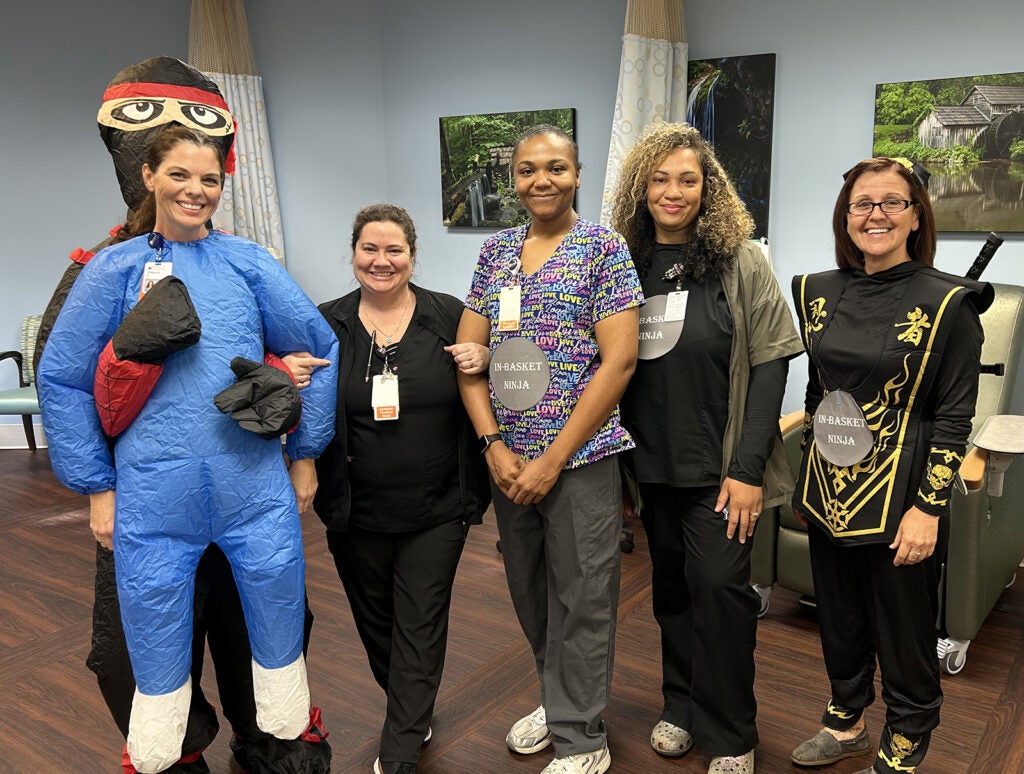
[37,59,338,774]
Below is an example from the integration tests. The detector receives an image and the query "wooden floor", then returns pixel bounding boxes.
[3,449,1024,773]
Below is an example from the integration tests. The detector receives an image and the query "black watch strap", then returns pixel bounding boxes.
[480,433,503,453]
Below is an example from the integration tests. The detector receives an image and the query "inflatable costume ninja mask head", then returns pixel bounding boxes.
[97,56,236,212]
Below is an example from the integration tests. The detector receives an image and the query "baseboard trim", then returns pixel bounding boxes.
[0,421,47,450]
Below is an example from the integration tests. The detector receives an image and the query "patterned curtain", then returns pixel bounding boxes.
[189,0,286,264]
[600,0,688,226]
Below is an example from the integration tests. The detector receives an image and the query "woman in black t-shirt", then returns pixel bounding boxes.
[610,123,802,774]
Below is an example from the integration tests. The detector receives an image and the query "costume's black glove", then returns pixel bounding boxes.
[214,356,302,440]
[112,275,201,362]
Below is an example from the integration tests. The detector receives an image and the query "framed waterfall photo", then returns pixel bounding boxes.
[439,107,576,229]
[687,53,776,239]
[873,69,1024,233]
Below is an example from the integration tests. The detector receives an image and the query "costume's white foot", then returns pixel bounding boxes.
[252,654,311,739]
[127,678,191,773]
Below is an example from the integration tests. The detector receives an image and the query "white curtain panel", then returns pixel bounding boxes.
[207,72,286,263]
[190,0,286,264]
[600,0,688,226]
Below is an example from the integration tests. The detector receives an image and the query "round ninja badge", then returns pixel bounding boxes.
[813,390,874,467]
[637,295,685,360]
[490,338,550,410]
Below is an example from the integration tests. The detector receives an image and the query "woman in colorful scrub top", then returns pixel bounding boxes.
[456,124,642,774]
[610,122,802,774]
[788,158,992,774]
[38,126,338,774]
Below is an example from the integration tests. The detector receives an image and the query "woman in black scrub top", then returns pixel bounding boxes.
[313,204,490,774]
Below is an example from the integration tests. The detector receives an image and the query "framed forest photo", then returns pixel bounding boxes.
[440,108,576,229]
[873,70,1024,232]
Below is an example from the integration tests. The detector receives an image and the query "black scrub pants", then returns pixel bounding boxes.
[639,483,760,758]
[327,518,466,768]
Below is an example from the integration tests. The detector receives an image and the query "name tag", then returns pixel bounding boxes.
[498,285,521,331]
[372,372,400,421]
[141,261,173,297]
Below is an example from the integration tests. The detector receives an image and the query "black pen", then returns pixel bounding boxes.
[365,329,375,382]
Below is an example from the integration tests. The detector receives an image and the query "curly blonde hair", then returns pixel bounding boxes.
[610,122,753,279]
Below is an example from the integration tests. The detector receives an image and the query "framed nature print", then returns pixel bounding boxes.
[873,70,1024,232]
[440,108,575,229]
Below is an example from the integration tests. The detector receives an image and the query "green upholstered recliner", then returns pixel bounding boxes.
[750,283,1024,676]
[0,315,42,451]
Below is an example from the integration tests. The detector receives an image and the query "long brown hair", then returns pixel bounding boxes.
[113,125,226,244]
[833,157,936,269]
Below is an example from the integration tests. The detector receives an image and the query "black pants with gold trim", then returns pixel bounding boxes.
[807,525,944,743]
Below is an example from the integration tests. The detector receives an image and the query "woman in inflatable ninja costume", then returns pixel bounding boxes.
[35,57,332,774]
[38,121,338,772]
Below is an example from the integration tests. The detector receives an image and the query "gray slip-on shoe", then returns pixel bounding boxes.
[791,727,872,766]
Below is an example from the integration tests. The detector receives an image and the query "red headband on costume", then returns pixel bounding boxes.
[102,82,237,175]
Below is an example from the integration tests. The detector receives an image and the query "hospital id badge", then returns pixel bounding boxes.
[141,261,172,297]
[498,285,521,331]
[664,290,688,323]
[372,372,400,421]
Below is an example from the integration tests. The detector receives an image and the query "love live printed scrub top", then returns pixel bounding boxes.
[465,217,644,468]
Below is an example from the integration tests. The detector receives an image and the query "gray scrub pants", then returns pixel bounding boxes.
[492,455,623,756]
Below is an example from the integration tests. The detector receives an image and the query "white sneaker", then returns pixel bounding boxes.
[506,706,552,754]
[540,743,611,774]
[651,719,694,757]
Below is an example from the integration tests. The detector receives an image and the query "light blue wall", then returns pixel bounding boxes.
[0,2,189,390]
[682,0,1024,409]
[247,0,387,299]
[3,0,1023,420]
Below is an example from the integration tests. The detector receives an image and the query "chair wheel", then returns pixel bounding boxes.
[620,538,635,553]
[942,649,967,675]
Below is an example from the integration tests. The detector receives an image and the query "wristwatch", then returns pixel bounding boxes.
[480,433,504,453]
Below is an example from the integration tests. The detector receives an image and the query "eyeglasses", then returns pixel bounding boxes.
[846,199,914,216]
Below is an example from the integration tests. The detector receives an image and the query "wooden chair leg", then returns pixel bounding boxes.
[22,414,36,452]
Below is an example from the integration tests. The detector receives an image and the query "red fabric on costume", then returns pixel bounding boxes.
[95,340,163,437]
[264,351,297,383]
[263,351,301,435]
[300,705,330,743]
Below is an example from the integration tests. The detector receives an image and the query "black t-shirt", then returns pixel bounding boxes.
[621,244,733,487]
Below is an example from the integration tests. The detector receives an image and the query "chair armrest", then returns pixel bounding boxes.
[0,350,28,388]
[959,447,988,492]
[779,409,805,436]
